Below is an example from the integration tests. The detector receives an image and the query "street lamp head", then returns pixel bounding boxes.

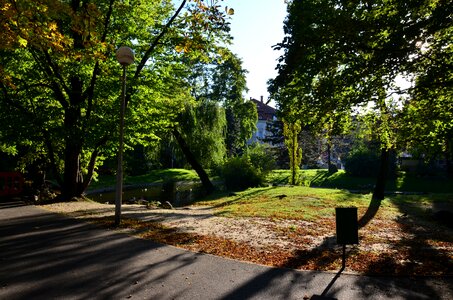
[116,46,134,66]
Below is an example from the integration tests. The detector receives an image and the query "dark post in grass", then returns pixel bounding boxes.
[335,207,359,270]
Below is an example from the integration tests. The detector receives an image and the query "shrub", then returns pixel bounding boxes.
[246,143,277,173]
[222,143,276,191]
[344,148,380,177]
[222,156,263,190]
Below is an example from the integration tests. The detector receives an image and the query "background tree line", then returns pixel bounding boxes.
[269,0,452,200]
[0,0,256,199]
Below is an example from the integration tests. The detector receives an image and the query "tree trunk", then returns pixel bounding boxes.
[446,139,453,178]
[61,142,84,200]
[61,87,85,200]
[373,148,389,201]
[358,147,389,227]
[82,149,100,192]
[327,142,331,170]
[291,126,297,185]
[327,140,338,173]
[172,128,214,194]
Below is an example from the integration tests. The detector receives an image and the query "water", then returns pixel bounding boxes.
[87,181,203,207]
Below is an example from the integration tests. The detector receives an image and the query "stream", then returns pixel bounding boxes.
[86,181,204,207]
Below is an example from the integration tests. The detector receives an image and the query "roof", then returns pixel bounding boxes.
[250,98,276,121]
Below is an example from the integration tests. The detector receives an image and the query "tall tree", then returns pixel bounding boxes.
[315,110,351,173]
[399,12,453,176]
[283,117,302,185]
[211,51,257,156]
[270,0,453,202]
[0,0,232,200]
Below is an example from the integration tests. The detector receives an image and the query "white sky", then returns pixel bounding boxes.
[226,0,288,103]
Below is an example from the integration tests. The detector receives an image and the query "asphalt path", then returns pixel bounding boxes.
[0,203,452,299]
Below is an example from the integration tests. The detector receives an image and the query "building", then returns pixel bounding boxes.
[249,96,277,143]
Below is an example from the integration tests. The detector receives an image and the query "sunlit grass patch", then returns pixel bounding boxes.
[200,186,374,220]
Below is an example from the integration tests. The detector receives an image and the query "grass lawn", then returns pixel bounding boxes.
[70,184,453,275]
[268,169,453,193]
[198,186,371,220]
[75,168,453,275]
[89,168,453,194]
[197,185,453,220]
[195,186,453,275]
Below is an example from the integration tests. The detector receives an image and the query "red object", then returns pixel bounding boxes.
[0,172,24,197]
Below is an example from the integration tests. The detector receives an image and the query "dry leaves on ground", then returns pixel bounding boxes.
[41,202,453,276]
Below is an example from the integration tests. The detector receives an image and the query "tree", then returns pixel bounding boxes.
[211,51,257,156]
[283,118,302,185]
[270,0,453,201]
[399,12,453,176]
[400,93,453,176]
[0,0,232,200]
[171,98,225,194]
[262,119,287,168]
[315,110,351,173]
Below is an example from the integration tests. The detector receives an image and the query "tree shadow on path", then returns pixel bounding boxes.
[0,206,205,299]
[219,195,453,300]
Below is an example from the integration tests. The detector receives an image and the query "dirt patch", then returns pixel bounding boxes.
[42,202,314,251]
[41,201,453,275]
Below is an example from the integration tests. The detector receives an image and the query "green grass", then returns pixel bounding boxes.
[197,185,453,221]
[89,167,453,199]
[198,186,372,220]
[268,169,453,193]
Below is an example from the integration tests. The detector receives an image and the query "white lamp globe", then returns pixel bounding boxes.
[116,46,134,66]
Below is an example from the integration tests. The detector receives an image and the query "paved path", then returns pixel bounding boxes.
[0,203,452,300]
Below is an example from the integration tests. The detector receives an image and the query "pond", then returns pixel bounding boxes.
[87,181,204,207]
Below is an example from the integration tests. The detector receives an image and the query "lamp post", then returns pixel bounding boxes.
[115,46,134,226]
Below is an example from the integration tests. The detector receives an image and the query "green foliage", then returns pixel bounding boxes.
[176,99,227,169]
[344,148,381,177]
[270,0,453,184]
[222,156,263,191]
[0,0,234,198]
[156,49,255,171]
[283,119,302,185]
[246,143,277,174]
[400,92,453,176]
[211,50,257,156]
[222,143,275,191]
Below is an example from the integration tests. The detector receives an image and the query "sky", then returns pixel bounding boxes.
[226,0,288,104]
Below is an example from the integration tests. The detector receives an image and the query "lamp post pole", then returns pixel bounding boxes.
[115,46,134,226]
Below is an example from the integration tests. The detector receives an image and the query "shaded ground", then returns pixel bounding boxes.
[42,200,453,276]
[3,204,453,299]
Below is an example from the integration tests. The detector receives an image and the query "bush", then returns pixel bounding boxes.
[222,143,276,191]
[344,149,380,177]
[222,157,262,190]
[246,143,277,173]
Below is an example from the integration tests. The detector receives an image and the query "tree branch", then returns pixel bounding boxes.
[43,51,71,96]
[124,0,187,109]
[42,129,63,187]
[83,0,116,109]
[29,49,69,108]
[82,135,108,191]
[134,0,187,78]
